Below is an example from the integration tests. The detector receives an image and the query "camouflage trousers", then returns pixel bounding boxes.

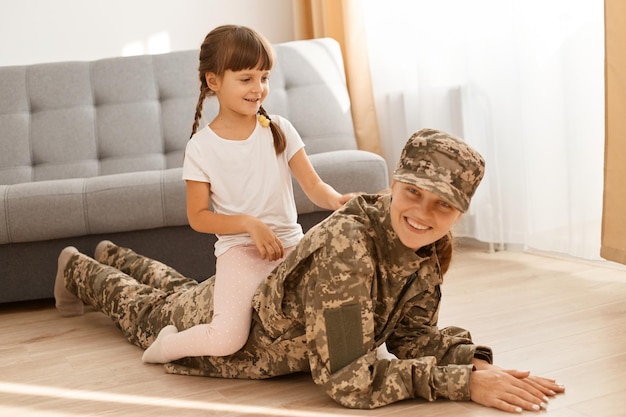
[64,243,309,379]
[64,243,216,349]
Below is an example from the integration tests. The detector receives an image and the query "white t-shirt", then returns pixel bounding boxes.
[182,115,305,257]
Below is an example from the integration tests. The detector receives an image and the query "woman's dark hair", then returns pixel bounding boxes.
[190,25,286,154]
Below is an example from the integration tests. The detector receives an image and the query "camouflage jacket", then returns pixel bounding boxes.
[165,193,492,409]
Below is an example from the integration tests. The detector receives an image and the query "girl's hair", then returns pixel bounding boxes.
[190,25,286,154]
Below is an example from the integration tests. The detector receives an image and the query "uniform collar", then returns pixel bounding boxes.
[361,193,434,279]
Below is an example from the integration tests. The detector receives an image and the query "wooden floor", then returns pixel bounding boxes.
[1,244,626,416]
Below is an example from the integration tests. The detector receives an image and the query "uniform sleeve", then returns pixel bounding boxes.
[387,287,492,367]
[304,243,476,409]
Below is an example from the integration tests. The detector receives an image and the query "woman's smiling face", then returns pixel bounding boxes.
[389,181,462,251]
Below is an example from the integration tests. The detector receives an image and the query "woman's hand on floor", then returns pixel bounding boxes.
[469,362,564,413]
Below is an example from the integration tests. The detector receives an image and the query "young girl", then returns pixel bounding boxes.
[153,25,359,361]
[54,128,564,413]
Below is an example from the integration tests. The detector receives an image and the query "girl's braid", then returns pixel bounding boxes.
[190,86,209,139]
[258,105,286,155]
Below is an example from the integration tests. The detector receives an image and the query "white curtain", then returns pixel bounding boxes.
[364,0,604,260]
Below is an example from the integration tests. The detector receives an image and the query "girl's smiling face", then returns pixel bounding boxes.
[389,181,462,251]
[206,66,270,117]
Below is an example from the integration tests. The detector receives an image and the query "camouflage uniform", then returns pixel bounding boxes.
[64,128,491,409]
[65,193,492,409]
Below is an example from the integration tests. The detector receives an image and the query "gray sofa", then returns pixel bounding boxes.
[0,38,389,304]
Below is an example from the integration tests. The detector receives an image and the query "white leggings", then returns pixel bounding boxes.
[160,245,292,361]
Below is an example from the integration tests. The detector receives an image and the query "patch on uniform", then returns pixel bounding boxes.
[323,303,365,373]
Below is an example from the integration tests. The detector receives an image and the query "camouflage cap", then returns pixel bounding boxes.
[392,128,485,212]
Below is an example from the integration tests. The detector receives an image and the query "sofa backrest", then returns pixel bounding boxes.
[0,38,357,186]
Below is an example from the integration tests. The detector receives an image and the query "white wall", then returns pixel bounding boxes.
[0,0,295,66]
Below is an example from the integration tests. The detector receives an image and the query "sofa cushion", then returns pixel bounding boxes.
[0,169,187,244]
[0,148,388,244]
[265,40,358,155]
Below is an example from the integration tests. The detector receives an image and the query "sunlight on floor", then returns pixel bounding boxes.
[0,381,340,417]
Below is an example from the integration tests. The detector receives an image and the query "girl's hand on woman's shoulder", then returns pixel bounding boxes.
[336,192,364,208]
